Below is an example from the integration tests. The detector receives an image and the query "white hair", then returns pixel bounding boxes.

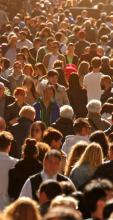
[87,100,102,114]
[19,106,36,121]
[60,105,74,119]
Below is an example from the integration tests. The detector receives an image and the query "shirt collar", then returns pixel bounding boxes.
[41,170,57,181]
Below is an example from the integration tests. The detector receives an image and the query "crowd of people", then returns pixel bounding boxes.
[0,0,113,219]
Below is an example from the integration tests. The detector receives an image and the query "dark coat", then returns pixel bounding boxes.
[92,160,113,182]
[65,54,78,66]
[75,40,90,58]
[3,95,15,121]
[100,88,113,104]
[9,117,33,158]
[8,158,43,199]
[52,117,74,142]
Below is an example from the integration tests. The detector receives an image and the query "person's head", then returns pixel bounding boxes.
[97,46,104,57]
[22,138,38,159]
[87,99,102,115]
[13,61,22,74]
[89,130,109,159]
[13,87,26,103]
[77,30,86,40]
[43,84,55,101]
[0,117,6,132]
[23,64,34,77]
[91,57,101,70]
[78,61,90,75]
[50,196,78,210]
[33,37,42,49]
[34,63,47,77]
[46,37,54,50]
[0,131,13,153]
[43,150,62,177]
[47,69,59,85]
[84,179,113,219]
[60,181,76,196]
[65,141,88,176]
[44,206,81,220]
[38,180,62,205]
[16,53,26,66]
[0,57,10,70]
[30,121,46,142]
[100,75,112,91]
[101,56,109,67]
[19,106,36,122]
[0,82,5,98]
[76,142,103,170]
[67,43,75,54]
[4,197,41,220]
[60,105,74,120]
[51,41,60,54]
[89,43,97,52]
[43,127,63,150]
[19,31,27,41]
[73,118,91,136]
[37,142,51,164]
[20,47,31,58]
[23,76,37,98]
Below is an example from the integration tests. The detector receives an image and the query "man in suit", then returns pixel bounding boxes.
[20,150,72,200]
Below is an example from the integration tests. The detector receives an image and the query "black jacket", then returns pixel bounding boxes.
[92,160,113,182]
[52,117,74,142]
[8,158,42,199]
[9,117,33,158]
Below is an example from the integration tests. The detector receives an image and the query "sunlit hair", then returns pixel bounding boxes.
[4,197,41,220]
[37,142,51,163]
[65,141,88,176]
[23,63,34,77]
[75,142,103,172]
[34,63,47,76]
[50,195,78,210]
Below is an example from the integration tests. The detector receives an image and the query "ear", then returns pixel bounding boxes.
[97,199,105,209]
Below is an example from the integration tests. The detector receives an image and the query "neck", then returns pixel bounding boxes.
[17,100,24,107]
[92,209,103,220]
[93,68,100,73]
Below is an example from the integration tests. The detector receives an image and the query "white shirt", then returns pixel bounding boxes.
[62,135,89,155]
[0,152,18,210]
[16,39,33,50]
[19,170,57,199]
[83,72,103,101]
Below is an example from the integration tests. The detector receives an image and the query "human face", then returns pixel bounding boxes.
[15,93,26,103]
[32,126,43,141]
[48,75,58,86]
[13,63,22,74]
[51,139,62,150]
[44,156,61,177]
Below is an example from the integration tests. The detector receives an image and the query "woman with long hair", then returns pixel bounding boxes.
[67,73,88,117]
[78,61,90,87]
[89,130,109,159]
[70,142,103,189]
[30,121,46,142]
[23,76,38,105]
[65,141,88,176]
[21,47,35,66]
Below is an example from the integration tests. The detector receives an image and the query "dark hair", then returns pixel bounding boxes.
[89,130,109,158]
[1,57,10,70]
[38,180,62,200]
[22,138,38,158]
[47,69,59,78]
[84,180,108,215]
[30,121,46,138]
[73,118,90,134]
[103,199,113,219]
[0,131,13,150]
[68,73,82,92]
[44,150,61,161]
[55,67,68,87]
[60,181,76,196]
[43,127,63,146]
[91,57,101,68]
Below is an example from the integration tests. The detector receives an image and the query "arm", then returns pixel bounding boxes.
[19,178,33,199]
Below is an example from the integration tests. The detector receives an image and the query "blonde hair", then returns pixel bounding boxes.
[75,142,103,170]
[65,141,88,176]
[50,195,78,210]
[19,106,35,121]
[4,197,41,220]
[23,64,34,77]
